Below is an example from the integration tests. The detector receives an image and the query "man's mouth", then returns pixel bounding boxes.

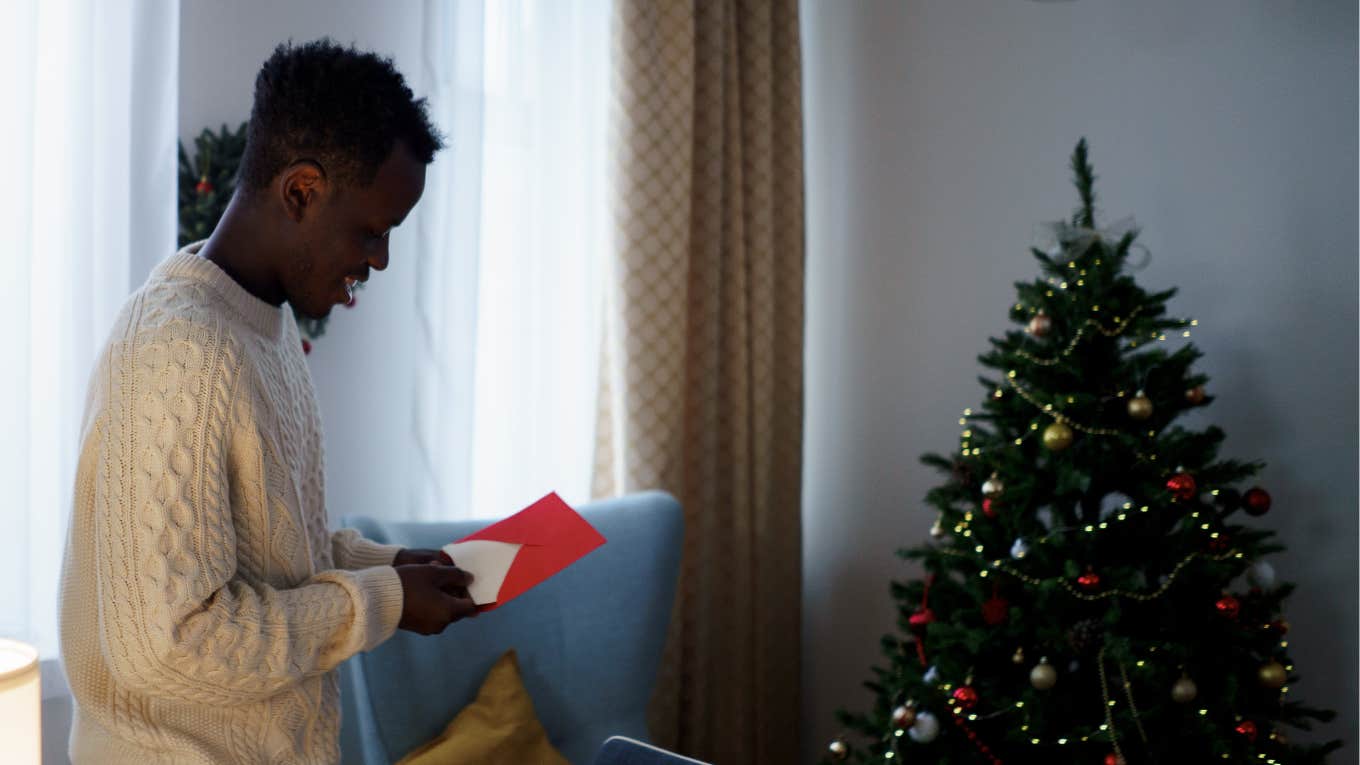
[342,275,364,303]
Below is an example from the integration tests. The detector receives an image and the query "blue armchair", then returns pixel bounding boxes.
[338,491,683,765]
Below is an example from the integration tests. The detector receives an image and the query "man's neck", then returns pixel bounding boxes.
[198,196,287,307]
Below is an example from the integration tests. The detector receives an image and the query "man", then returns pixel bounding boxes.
[59,39,475,764]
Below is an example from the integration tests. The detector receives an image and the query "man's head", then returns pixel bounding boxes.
[236,39,443,318]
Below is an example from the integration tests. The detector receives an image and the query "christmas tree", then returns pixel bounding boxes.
[826,140,1341,765]
[178,121,353,347]
[178,122,248,248]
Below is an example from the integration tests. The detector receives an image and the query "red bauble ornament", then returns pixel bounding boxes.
[952,685,979,710]
[1105,754,1127,765]
[982,596,1009,626]
[301,338,312,355]
[982,497,998,519]
[1207,534,1231,553]
[1215,595,1241,620]
[1269,619,1290,635]
[1077,569,1101,592]
[1235,720,1258,742]
[908,608,936,636]
[195,177,213,195]
[1243,486,1272,516]
[1166,472,1197,501]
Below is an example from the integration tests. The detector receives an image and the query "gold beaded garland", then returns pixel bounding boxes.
[1014,308,1144,367]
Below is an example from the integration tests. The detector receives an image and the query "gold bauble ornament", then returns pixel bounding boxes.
[827,738,848,760]
[982,473,1005,498]
[1127,391,1154,420]
[1012,647,1025,665]
[1042,421,1074,451]
[1185,385,1207,405]
[1171,674,1198,703]
[891,703,917,729]
[1030,658,1058,690]
[1258,660,1288,690]
[1027,311,1052,337]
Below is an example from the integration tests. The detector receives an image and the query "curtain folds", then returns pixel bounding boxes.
[0,0,178,658]
[595,1,806,761]
[411,0,612,522]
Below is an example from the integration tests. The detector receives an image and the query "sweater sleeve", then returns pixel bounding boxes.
[92,327,404,708]
[331,528,403,569]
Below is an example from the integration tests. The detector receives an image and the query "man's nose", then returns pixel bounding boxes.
[368,244,390,272]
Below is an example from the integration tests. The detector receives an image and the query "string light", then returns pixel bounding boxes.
[1014,308,1145,367]
[1006,376,1128,436]
[937,547,1240,602]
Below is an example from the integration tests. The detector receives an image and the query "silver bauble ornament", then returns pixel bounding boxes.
[982,474,1004,498]
[1030,658,1058,690]
[930,517,947,540]
[1010,537,1030,560]
[1171,674,1198,704]
[907,711,940,743]
[827,738,848,760]
[1247,560,1277,591]
[923,665,940,685]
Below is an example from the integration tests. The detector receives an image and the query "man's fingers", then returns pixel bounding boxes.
[438,565,475,590]
[446,594,479,622]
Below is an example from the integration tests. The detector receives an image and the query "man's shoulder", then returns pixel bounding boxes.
[102,280,250,378]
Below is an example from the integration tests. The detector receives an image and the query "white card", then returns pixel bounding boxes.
[441,540,524,605]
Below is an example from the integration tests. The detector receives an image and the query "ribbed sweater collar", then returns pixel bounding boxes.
[155,241,287,339]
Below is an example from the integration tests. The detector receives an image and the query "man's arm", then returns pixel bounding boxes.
[93,334,405,707]
[331,528,453,569]
[331,527,403,569]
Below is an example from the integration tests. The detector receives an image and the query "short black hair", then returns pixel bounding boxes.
[238,38,444,192]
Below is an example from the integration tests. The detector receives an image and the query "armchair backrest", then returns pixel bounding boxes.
[339,491,683,765]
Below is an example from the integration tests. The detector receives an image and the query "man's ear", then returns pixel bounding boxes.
[278,160,328,223]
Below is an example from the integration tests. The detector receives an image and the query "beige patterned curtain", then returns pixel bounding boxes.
[593,1,804,762]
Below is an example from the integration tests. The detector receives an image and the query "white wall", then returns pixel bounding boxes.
[180,0,432,530]
[800,0,1358,760]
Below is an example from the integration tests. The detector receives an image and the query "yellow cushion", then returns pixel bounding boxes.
[395,650,570,765]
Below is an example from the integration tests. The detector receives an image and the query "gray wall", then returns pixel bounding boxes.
[800,0,1358,761]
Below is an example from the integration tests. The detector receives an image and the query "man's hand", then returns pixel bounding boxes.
[393,548,454,567]
[395,564,478,635]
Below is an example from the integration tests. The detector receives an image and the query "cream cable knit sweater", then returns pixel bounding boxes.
[59,243,405,764]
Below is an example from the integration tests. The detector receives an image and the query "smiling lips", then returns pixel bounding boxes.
[342,275,363,303]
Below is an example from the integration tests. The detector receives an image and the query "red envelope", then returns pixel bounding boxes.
[448,492,606,611]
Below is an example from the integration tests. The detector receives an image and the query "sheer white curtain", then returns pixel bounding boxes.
[0,0,179,659]
[409,0,612,520]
